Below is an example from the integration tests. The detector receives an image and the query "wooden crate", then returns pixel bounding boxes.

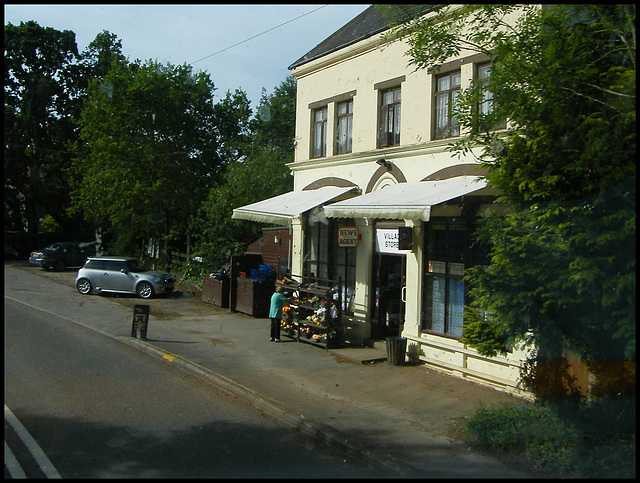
[235,278,274,317]
[202,277,229,308]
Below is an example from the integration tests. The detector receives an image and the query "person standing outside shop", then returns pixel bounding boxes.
[269,286,290,342]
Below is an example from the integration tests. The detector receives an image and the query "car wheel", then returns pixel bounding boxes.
[55,260,66,272]
[76,278,93,295]
[136,282,154,299]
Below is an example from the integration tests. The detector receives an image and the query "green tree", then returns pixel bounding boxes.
[384,5,635,401]
[212,88,253,165]
[4,21,82,234]
[80,30,127,80]
[195,76,296,268]
[70,59,223,261]
[249,75,297,160]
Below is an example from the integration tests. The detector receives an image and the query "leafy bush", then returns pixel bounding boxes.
[467,403,636,477]
[467,405,576,452]
[179,261,212,286]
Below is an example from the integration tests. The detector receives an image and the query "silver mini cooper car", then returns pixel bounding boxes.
[75,257,174,299]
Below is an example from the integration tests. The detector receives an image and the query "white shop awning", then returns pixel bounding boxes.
[323,176,489,221]
[232,186,358,225]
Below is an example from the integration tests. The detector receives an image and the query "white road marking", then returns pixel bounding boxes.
[4,405,62,478]
[4,440,27,478]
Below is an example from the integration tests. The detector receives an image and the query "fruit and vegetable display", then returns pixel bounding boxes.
[274,277,341,348]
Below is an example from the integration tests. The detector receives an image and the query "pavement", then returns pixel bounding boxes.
[5,264,532,478]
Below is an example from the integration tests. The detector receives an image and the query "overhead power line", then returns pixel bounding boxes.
[190,4,328,65]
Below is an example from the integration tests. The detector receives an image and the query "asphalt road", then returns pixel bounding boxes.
[6,261,533,478]
[4,280,385,477]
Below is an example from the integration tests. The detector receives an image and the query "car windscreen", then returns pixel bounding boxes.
[45,243,64,251]
[125,259,149,273]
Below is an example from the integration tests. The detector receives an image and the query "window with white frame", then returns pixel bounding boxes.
[434,71,461,139]
[312,106,327,158]
[477,63,494,117]
[477,63,506,130]
[378,87,401,148]
[336,99,353,154]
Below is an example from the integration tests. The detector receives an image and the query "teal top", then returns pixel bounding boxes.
[269,292,290,319]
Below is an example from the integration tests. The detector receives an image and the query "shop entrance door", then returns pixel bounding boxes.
[373,254,406,339]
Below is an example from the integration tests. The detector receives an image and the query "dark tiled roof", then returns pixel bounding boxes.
[288,5,434,70]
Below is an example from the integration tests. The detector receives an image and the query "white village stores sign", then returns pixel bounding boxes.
[376,228,411,254]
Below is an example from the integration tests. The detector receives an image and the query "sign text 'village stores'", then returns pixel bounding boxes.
[376,228,411,254]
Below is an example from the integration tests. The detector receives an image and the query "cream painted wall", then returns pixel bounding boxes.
[293,38,413,160]
[402,219,424,339]
[287,6,532,394]
[290,217,304,278]
[289,32,488,192]
[289,5,531,190]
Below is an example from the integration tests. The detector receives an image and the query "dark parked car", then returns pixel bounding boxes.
[75,257,174,299]
[29,242,95,272]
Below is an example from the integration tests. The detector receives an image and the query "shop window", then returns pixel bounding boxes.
[421,217,467,337]
[279,257,290,279]
[423,261,464,337]
[378,86,401,148]
[434,71,461,139]
[305,222,329,279]
[312,106,327,158]
[336,99,353,154]
[421,214,492,337]
[304,218,356,314]
[428,217,466,262]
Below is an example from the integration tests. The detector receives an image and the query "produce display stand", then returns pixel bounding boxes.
[277,275,342,349]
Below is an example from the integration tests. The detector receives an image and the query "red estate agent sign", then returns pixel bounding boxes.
[338,226,359,247]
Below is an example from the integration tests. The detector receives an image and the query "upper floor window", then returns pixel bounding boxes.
[336,99,353,154]
[378,87,401,148]
[477,64,494,116]
[312,106,327,158]
[477,63,506,130]
[434,71,461,139]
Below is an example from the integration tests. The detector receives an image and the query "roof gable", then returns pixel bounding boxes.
[288,5,433,70]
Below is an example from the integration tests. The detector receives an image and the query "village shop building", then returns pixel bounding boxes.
[233,6,533,395]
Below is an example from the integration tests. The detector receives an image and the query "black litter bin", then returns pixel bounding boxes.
[386,337,407,366]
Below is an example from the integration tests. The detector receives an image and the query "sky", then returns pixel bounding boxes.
[4,4,371,108]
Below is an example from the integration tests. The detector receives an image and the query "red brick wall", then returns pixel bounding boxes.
[245,227,292,278]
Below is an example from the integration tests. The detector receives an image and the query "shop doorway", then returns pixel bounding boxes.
[372,254,406,339]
